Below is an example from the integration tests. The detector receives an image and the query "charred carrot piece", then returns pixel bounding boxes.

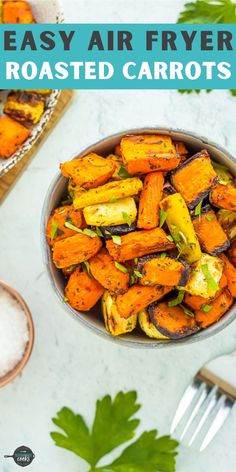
[89,248,129,294]
[192,205,230,256]
[220,254,236,297]
[65,267,104,311]
[116,285,171,319]
[195,289,233,328]
[46,205,86,247]
[52,233,102,268]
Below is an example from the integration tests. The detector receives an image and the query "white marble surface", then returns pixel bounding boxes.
[1,1,236,471]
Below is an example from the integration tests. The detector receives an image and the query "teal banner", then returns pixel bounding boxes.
[0,24,235,89]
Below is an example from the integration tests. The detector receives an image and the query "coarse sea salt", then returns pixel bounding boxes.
[0,286,29,378]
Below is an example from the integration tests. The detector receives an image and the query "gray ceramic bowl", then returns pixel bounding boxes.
[42,128,236,348]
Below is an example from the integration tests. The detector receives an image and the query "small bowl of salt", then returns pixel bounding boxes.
[0,280,34,388]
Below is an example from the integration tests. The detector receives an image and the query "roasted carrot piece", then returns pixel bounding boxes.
[220,254,236,297]
[148,302,199,339]
[0,115,30,159]
[60,153,115,189]
[3,1,35,23]
[174,141,189,161]
[184,273,228,310]
[4,91,45,125]
[137,172,164,229]
[121,135,180,175]
[114,144,122,157]
[89,248,129,294]
[65,267,104,311]
[210,183,236,211]
[192,205,230,256]
[228,238,236,267]
[138,255,189,287]
[171,150,217,209]
[195,289,233,328]
[116,285,171,319]
[46,205,86,247]
[52,233,102,269]
[106,227,175,262]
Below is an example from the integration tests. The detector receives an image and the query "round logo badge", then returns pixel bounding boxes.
[4,446,35,467]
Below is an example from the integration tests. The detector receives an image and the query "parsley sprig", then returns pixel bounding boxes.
[177,0,236,97]
[51,391,178,472]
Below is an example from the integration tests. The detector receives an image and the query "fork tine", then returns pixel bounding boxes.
[188,385,218,446]
[180,382,209,441]
[200,397,233,452]
[170,379,200,434]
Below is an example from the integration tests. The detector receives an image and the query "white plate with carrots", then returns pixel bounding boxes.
[42,128,236,348]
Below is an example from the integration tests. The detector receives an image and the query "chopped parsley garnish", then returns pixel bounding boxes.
[95,227,103,237]
[118,166,132,178]
[64,221,83,233]
[167,235,174,242]
[122,211,133,226]
[112,235,122,245]
[180,305,195,318]
[206,214,214,222]
[201,264,219,292]
[50,221,59,240]
[83,228,98,238]
[83,261,90,274]
[62,297,68,303]
[109,197,117,203]
[168,291,185,307]
[134,257,139,264]
[159,209,167,228]
[115,262,128,273]
[133,270,143,279]
[160,252,167,259]
[194,200,203,217]
[201,304,212,313]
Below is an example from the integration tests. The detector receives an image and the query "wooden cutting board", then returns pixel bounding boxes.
[0,89,74,203]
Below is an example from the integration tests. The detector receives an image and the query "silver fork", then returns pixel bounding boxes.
[170,349,236,451]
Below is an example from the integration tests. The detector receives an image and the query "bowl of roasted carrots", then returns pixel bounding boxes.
[42,128,236,347]
[0,0,63,176]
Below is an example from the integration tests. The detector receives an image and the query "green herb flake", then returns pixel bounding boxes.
[118,166,132,179]
[105,230,111,235]
[61,197,73,205]
[112,235,122,245]
[194,200,203,217]
[83,228,98,238]
[167,235,174,242]
[50,391,179,471]
[134,257,139,265]
[201,304,213,313]
[168,291,185,307]
[50,221,59,240]
[83,261,90,274]
[134,270,143,279]
[62,297,68,303]
[160,252,167,259]
[109,197,117,203]
[122,211,133,226]
[159,209,167,228]
[180,304,195,318]
[95,227,103,237]
[115,262,128,273]
[206,214,214,222]
[201,264,219,293]
[64,221,83,233]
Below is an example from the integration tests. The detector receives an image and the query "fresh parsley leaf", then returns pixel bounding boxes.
[159,209,167,228]
[95,227,103,237]
[115,262,128,273]
[177,0,236,97]
[102,431,178,472]
[167,235,174,243]
[178,0,236,24]
[201,264,219,292]
[160,252,167,259]
[134,270,143,279]
[168,291,185,307]
[61,197,73,205]
[118,166,132,178]
[51,391,141,468]
[64,221,83,233]
[62,297,69,303]
[134,257,139,264]
[112,235,122,245]
[51,392,178,472]
[109,197,117,203]
[50,220,59,240]
[201,303,213,313]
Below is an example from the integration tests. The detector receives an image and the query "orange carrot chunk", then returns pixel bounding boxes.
[65,267,104,311]
[220,254,236,297]
[0,115,30,159]
[46,205,86,247]
[149,302,199,339]
[106,227,175,262]
[137,172,164,229]
[89,248,129,294]
[52,233,102,268]
[60,153,115,189]
[192,206,230,256]
[210,183,236,212]
[116,285,171,319]
[195,289,233,328]
[3,1,35,23]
